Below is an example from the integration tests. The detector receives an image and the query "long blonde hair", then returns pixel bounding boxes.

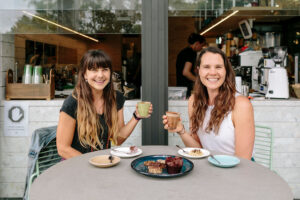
[191,47,236,134]
[74,50,119,150]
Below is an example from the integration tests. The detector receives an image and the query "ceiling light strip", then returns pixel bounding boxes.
[22,11,99,42]
[200,10,239,35]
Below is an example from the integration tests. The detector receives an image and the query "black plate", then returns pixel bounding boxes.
[131,155,194,178]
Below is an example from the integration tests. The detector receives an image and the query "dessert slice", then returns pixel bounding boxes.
[144,160,156,166]
[148,165,163,174]
[130,146,138,153]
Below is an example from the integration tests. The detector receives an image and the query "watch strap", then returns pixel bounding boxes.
[133,112,141,121]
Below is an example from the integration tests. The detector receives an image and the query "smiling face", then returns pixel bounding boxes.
[198,52,226,93]
[84,67,111,92]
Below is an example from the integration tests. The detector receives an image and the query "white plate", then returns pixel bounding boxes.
[110,147,142,158]
[89,155,120,168]
[178,147,210,159]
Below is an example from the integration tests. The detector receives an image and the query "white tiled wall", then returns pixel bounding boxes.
[251,100,300,198]
[120,102,142,146]
[0,99,300,198]
[0,99,141,198]
[168,99,300,198]
[0,100,59,198]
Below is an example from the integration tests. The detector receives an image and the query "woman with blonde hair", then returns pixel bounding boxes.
[163,46,254,160]
[57,49,152,159]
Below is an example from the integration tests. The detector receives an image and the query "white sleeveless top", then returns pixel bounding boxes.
[197,106,235,155]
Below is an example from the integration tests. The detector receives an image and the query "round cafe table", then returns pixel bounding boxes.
[30,145,293,200]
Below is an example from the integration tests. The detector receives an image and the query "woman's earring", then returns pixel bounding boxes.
[85,79,88,82]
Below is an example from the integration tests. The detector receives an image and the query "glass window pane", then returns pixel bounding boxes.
[1,0,142,99]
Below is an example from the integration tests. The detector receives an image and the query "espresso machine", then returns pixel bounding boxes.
[257,47,289,98]
[238,51,263,91]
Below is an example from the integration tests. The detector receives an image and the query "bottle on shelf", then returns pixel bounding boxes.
[226,33,233,57]
[230,40,237,57]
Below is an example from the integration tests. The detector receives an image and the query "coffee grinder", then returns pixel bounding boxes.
[265,46,289,98]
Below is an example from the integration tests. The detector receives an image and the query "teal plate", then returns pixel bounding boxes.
[208,155,240,168]
[131,155,194,178]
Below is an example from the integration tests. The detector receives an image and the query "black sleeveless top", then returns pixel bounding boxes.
[60,91,125,153]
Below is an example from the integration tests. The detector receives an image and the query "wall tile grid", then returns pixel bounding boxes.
[122,105,142,146]
[0,101,61,198]
[0,100,141,197]
[0,183,25,198]
[253,103,300,198]
[167,100,300,198]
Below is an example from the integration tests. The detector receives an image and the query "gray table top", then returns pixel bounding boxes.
[30,145,293,200]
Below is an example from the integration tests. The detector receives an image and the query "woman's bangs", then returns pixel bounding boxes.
[86,54,111,70]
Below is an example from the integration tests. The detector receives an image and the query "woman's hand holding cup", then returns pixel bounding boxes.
[162,111,184,133]
[135,101,153,118]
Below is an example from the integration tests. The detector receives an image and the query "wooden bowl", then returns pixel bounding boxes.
[89,155,120,168]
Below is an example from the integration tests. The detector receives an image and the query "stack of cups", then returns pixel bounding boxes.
[22,64,33,84]
[32,65,43,84]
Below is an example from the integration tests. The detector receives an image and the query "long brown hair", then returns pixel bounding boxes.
[74,49,119,149]
[191,47,236,134]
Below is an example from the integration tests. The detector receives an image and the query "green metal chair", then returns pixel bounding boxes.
[27,138,61,199]
[253,125,273,170]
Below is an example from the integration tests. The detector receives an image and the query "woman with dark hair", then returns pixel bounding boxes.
[57,49,152,159]
[164,46,254,160]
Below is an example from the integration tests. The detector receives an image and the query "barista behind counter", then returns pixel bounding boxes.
[176,33,206,98]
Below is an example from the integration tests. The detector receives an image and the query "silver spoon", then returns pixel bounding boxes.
[210,155,221,165]
[108,155,113,163]
[176,145,189,154]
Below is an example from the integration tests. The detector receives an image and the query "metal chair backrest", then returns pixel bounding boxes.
[25,126,59,200]
[254,125,273,170]
[35,138,61,176]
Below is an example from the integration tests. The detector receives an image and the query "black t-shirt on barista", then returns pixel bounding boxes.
[60,91,125,153]
[176,47,197,97]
